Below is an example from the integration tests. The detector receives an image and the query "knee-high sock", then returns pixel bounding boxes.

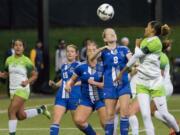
[50,124,59,135]
[105,119,114,135]
[9,120,17,135]
[25,109,39,119]
[80,123,96,135]
[120,117,129,135]
[154,96,180,132]
[113,113,119,135]
[129,115,139,135]
[137,94,155,135]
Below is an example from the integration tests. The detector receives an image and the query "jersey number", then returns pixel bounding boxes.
[113,56,118,64]
[63,72,68,79]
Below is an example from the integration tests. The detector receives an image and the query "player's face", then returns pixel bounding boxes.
[14,40,24,55]
[103,28,117,43]
[66,46,77,62]
[86,43,97,57]
[144,22,154,37]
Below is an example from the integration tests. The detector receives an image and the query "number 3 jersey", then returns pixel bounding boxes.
[101,46,131,89]
[59,61,81,99]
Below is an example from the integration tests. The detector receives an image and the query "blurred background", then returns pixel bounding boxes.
[0,0,180,95]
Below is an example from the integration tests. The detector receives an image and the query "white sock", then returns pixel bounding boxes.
[129,115,139,135]
[154,111,166,123]
[25,109,39,119]
[154,96,180,132]
[137,94,155,135]
[113,113,119,135]
[9,120,17,133]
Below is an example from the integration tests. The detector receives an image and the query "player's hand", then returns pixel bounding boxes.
[114,72,123,82]
[88,79,96,85]
[21,80,29,87]
[65,83,71,93]
[135,38,142,47]
[49,80,56,87]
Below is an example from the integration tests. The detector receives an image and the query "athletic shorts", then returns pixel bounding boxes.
[103,83,131,99]
[55,97,80,110]
[136,76,165,98]
[79,98,105,110]
[10,87,30,100]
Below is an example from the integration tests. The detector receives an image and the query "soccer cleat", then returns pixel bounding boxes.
[40,105,51,119]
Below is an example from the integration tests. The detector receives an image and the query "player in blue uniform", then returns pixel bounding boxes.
[90,28,132,135]
[65,40,106,135]
[49,44,81,135]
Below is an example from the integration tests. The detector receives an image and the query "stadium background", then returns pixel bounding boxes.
[0,0,180,134]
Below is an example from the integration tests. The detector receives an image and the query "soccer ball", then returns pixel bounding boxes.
[97,3,114,21]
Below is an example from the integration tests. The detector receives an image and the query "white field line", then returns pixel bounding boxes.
[0,127,146,134]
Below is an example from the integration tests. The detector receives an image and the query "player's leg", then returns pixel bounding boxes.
[104,99,117,135]
[8,95,25,135]
[153,96,180,134]
[50,105,66,135]
[96,101,106,129]
[118,94,130,135]
[129,99,139,135]
[137,93,154,135]
[113,100,120,135]
[74,105,95,135]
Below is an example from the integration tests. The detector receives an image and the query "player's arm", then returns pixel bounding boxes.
[88,79,104,89]
[0,71,8,79]
[74,81,81,86]
[65,74,78,92]
[21,70,38,87]
[89,46,109,62]
[49,79,62,89]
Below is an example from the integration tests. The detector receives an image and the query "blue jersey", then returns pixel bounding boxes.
[58,61,81,99]
[101,45,130,89]
[74,62,104,102]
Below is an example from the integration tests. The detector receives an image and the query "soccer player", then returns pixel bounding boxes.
[0,39,51,135]
[90,28,132,135]
[116,21,180,135]
[65,40,106,135]
[49,44,81,135]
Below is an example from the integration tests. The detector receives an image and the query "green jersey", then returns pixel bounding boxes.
[5,55,34,90]
[160,52,170,81]
[137,36,162,80]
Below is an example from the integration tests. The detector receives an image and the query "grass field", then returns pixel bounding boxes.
[0,95,180,135]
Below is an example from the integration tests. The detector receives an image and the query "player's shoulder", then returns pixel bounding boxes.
[117,45,130,50]
[76,61,87,68]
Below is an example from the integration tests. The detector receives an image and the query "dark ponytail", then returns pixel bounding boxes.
[150,21,171,37]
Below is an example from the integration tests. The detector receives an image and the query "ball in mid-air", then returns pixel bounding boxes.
[97,3,114,21]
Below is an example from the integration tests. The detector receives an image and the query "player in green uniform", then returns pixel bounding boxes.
[115,21,180,135]
[0,39,51,135]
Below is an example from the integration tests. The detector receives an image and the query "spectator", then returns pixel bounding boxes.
[80,38,91,61]
[30,41,44,72]
[4,40,15,61]
[54,39,67,81]
[121,37,130,46]
[30,41,44,93]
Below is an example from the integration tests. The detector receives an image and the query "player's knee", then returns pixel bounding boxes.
[16,112,26,120]
[74,116,86,126]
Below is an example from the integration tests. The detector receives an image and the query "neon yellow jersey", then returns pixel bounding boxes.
[137,36,162,80]
[5,55,35,90]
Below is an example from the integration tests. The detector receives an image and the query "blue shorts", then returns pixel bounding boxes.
[55,97,79,110]
[79,98,105,110]
[104,83,131,99]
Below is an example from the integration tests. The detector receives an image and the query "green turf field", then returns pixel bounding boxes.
[0,95,179,135]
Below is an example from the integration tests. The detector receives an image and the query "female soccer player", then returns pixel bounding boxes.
[0,39,51,135]
[49,44,81,135]
[116,21,180,135]
[65,40,106,135]
[90,28,132,135]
